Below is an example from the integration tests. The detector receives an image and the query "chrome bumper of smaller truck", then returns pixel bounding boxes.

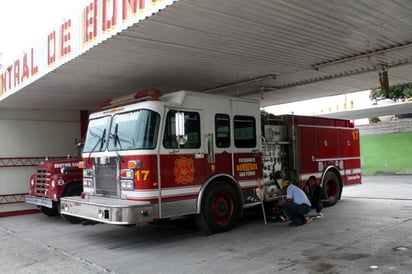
[60,196,153,225]
[25,195,53,208]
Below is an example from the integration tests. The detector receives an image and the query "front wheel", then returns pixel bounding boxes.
[195,183,241,235]
[322,171,341,207]
[40,205,59,217]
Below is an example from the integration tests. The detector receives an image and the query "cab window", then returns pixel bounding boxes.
[215,114,230,148]
[234,115,256,148]
[163,110,200,149]
[107,110,160,151]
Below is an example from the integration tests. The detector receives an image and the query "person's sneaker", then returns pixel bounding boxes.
[316,212,324,218]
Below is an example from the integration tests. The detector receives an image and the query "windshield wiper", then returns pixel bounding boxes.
[110,123,124,162]
[112,123,122,149]
[87,128,106,163]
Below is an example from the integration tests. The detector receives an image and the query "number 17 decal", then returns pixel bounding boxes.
[135,170,150,181]
[352,130,359,141]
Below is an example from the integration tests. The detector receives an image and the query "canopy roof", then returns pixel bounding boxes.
[1,0,412,117]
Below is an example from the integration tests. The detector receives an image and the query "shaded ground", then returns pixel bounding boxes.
[1,175,411,274]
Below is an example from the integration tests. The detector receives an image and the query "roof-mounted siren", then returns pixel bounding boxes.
[100,89,163,109]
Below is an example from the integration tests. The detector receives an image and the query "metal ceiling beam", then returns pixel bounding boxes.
[312,42,412,70]
[203,74,276,94]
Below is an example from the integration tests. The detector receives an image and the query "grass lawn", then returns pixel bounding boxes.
[360,132,412,175]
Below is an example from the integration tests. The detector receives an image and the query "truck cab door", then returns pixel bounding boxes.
[158,109,206,216]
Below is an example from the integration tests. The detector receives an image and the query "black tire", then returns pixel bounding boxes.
[59,182,83,224]
[149,218,170,225]
[196,182,241,235]
[40,205,59,217]
[322,171,341,207]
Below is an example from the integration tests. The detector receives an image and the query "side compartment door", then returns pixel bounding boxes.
[297,126,317,175]
[340,128,361,185]
[316,128,340,159]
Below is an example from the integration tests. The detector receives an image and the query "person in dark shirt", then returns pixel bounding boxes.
[305,176,324,218]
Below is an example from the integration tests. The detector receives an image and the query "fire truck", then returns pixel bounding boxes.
[25,156,83,223]
[60,90,361,234]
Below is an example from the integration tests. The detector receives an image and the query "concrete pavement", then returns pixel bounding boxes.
[1,175,411,274]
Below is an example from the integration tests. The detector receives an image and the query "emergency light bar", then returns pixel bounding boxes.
[100,89,163,109]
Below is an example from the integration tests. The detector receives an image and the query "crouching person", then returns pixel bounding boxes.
[282,181,311,226]
[305,175,324,218]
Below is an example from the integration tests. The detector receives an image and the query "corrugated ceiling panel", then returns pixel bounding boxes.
[2,0,412,110]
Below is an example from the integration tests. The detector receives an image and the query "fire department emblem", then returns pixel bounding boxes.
[174,157,195,185]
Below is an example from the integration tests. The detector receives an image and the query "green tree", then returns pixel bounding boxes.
[403,86,412,99]
[370,83,412,102]
[369,117,381,123]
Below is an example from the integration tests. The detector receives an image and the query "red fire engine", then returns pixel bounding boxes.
[25,157,83,223]
[60,90,361,234]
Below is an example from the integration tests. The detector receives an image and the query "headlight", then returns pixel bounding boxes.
[83,178,93,187]
[121,180,134,190]
[51,180,56,188]
[58,179,65,186]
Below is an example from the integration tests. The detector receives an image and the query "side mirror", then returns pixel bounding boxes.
[176,135,188,145]
[175,112,188,145]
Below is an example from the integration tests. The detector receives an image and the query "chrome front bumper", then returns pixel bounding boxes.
[60,196,153,225]
[25,195,53,208]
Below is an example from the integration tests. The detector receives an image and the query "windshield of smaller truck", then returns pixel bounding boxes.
[83,116,111,153]
[108,109,160,150]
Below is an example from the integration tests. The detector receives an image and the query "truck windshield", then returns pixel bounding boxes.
[108,109,160,151]
[83,116,111,153]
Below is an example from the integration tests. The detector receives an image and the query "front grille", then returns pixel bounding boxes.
[95,158,119,197]
[35,168,48,196]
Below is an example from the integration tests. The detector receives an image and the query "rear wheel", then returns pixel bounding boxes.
[59,182,83,224]
[196,183,240,235]
[322,171,341,207]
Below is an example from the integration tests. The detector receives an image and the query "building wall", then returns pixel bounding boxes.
[0,109,81,215]
[359,118,412,136]
[359,119,412,175]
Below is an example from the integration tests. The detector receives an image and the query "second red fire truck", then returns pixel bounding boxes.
[25,156,83,223]
[60,90,361,234]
